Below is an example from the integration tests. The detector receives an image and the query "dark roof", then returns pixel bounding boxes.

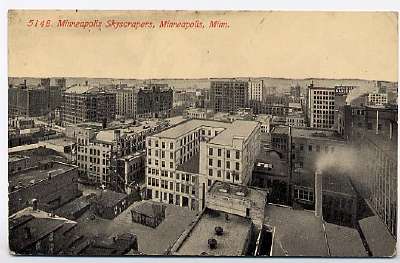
[96,190,127,208]
[264,205,329,256]
[359,215,396,257]
[177,153,200,174]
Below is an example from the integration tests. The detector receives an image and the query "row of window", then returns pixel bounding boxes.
[208,148,240,159]
[208,159,240,170]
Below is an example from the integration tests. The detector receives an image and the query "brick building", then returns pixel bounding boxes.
[62,85,116,125]
[136,84,173,118]
[210,80,249,112]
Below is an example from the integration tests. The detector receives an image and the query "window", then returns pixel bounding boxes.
[226,161,230,169]
[155,140,159,147]
[170,152,174,159]
[235,162,240,171]
[161,161,165,168]
[226,172,230,180]
[218,149,221,156]
[162,142,165,148]
[170,162,174,169]
[161,151,165,158]
[217,160,221,168]
[226,150,230,158]
[170,142,173,149]
[217,170,222,177]
[300,144,304,151]
[309,145,313,152]
[208,179,212,186]
[148,139,151,147]
[209,169,213,176]
[209,159,213,166]
[148,149,152,156]
[236,151,240,159]
[209,148,213,156]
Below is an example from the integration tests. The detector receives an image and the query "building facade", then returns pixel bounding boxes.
[62,86,116,125]
[210,80,249,112]
[145,119,260,211]
[248,79,264,102]
[307,84,336,129]
[115,87,137,119]
[136,84,173,118]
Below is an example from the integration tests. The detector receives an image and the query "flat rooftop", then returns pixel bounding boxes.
[325,223,367,257]
[210,120,258,146]
[96,190,127,208]
[9,162,76,190]
[265,205,329,256]
[155,119,231,139]
[174,209,252,256]
[209,181,267,209]
[272,126,344,142]
[96,121,160,143]
[176,153,200,174]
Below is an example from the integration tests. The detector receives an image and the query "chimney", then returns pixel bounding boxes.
[85,80,89,86]
[32,199,38,211]
[24,79,27,88]
[376,110,379,135]
[314,170,323,218]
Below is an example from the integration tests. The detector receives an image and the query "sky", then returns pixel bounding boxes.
[8,10,398,81]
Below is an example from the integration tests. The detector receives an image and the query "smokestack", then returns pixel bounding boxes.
[32,198,38,211]
[24,79,27,87]
[376,110,379,135]
[314,170,323,218]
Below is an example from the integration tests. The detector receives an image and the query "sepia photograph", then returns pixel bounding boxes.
[7,9,398,257]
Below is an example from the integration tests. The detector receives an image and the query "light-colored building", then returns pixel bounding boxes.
[76,121,163,190]
[286,113,306,127]
[145,119,261,211]
[248,79,264,102]
[307,84,336,129]
[368,92,388,106]
[115,87,138,119]
[184,108,214,120]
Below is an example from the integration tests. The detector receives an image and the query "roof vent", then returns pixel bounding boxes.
[235,191,246,197]
[208,238,217,249]
[218,188,228,193]
[215,226,224,236]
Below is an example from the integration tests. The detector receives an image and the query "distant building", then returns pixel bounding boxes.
[145,119,260,211]
[8,117,35,130]
[285,113,306,127]
[368,92,388,106]
[8,161,80,215]
[290,84,301,98]
[307,84,336,129]
[210,80,249,112]
[136,84,173,118]
[248,79,264,102]
[62,86,116,125]
[9,85,49,117]
[334,85,357,96]
[184,108,214,120]
[115,87,137,119]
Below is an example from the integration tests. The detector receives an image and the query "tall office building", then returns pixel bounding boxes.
[62,86,116,125]
[210,80,249,112]
[115,87,138,119]
[248,79,264,102]
[136,84,173,118]
[145,119,260,211]
[307,84,336,129]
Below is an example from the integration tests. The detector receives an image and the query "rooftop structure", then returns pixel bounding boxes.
[171,209,253,256]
